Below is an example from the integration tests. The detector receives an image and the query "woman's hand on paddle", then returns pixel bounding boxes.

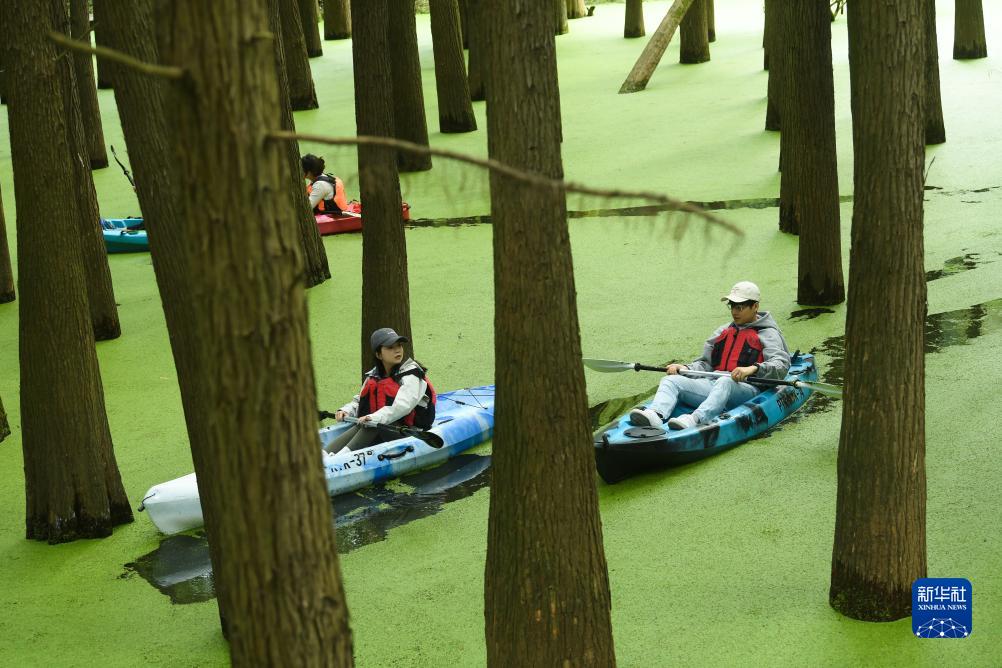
[731,365,758,382]
[335,410,347,422]
[357,414,373,423]
[666,363,688,375]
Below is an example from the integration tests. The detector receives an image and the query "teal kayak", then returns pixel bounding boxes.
[101,218,148,253]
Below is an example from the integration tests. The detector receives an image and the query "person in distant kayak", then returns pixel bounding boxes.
[302,153,349,216]
[630,281,791,430]
[323,328,437,454]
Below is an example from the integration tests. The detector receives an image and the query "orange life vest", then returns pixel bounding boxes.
[710,325,765,372]
[307,174,348,215]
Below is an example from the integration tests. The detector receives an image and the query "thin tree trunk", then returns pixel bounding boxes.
[763,0,770,69]
[924,0,946,144]
[430,0,477,133]
[567,0,588,19]
[323,0,351,39]
[157,0,354,661]
[352,0,415,373]
[0,47,7,103]
[706,0,715,42]
[389,0,433,172]
[458,0,470,48]
[625,0,645,38]
[468,0,486,100]
[483,1,616,665]
[69,0,108,169]
[0,183,15,303]
[830,0,927,621]
[619,0,697,93]
[297,0,323,57]
[953,0,987,60]
[279,0,319,109]
[2,0,132,544]
[680,0,710,63]
[554,0,569,35]
[93,18,113,89]
[764,0,781,131]
[0,394,9,442]
[780,0,844,305]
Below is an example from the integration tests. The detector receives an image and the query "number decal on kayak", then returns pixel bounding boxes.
[353,452,366,467]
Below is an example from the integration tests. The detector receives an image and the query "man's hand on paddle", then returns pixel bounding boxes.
[731,365,758,382]
[666,363,688,375]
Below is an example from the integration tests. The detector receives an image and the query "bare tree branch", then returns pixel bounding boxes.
[47,31,184,80]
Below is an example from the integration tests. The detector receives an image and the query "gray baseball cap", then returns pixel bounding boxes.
[370,327,409,353]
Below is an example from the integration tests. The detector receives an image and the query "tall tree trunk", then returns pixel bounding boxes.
[2,0,132,544]
[389,0,433,172]
[1,183,15,303]
[618,0,697,93]
[157,0,354,661]
[430,0,477,133]
[57,2,121,341]
[0,394,10,442]
[483,1,616,665]
[679,0,710,63]
[706,0,715,42]
[830,0,927,621]
[923,0,946,144]
[69,0,108,169]
[279,0,319,109]
[458,0,470,48]
[625,0,645,38]
[467,0,486,100]
[352,0,415,373]
[567,0,588,19]
[762,0,770,69]
[554,0,569,35]
[323,0,351,39]
[297,0,323,57]
[781,0,844,305]
[764,0,781,130]
[93,19,113,89]
[0,46,7,103]
[953,0,987,59]
[270,0,332,287]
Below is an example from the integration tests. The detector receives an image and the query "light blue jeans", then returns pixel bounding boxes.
[650,375,759,424]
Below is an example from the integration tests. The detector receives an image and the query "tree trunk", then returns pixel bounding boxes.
[830,0,927,621]
[923,0,946,144]
[953,0,987,60]
[0,183,15,303]
[430,0,477,133]
[279,0,319,110]
[554,0,569,35]
[57,2,121,341]
[323,0,351,39]
[0,46,7,103]
[297,0,323,57]
[567,0,588,19]
[467,0,486,100]
[2,0,132,544]
[157,0,354,661]
[389,0,433,172]
[619,0,697,93]
[93,19,113,89]
[762,0,770,70]
[706,0,715,42]
[780,0,844,305]
[352,0,415,374]
[483,1,616,665]
[68,0,108,169]
[625,0,645,38]
[458,0,470,48]
[679,0,710,63]
[764,0,781,131]
[0,394,10,442]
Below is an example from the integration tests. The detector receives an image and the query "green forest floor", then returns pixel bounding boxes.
[2,1,1000,665]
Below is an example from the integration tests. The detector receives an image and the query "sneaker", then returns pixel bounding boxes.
[667,413,698,430]
[629,408,663,427]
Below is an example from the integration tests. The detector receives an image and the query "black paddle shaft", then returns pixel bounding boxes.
[632,363,802,391]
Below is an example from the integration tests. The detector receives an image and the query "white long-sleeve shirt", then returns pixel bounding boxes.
[308,179,335,209]
[339,359,429,425]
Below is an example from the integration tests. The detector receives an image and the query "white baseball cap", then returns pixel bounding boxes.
[721,281,761,303]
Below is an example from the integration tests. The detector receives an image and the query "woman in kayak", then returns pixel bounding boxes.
[323,328,437,454]
[301,153,349,216]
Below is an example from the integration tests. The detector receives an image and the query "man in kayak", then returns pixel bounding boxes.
[302,153,349,216]
[630,281,791,430]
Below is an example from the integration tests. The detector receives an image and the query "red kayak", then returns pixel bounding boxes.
[315,201,411,236]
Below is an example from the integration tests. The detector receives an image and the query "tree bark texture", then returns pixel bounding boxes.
[483,1,616,665]
[297,0,324,56]
[57,2,121,341]
[0,47,7,103]
[679,0,710,63]
[764,0,781,130]
[2,0,132,543]
[0,394,10,442]
[625,0,645,38]
[923,0,946,144]
[93,17,114,88]
[352,0,415,374]
[619,0,697,93]
[831,0,927,622]
[430,0,477,133]
[467,0,486,100]
[389,0,433,172]
[567,0,588,19]
[158,0,354,661]
[953,0,987,59]
[555,0,569,35]
[68,0,108,168]
[706,0,715,41]
[323,0,351,39]
[279,0,319,109]
[780,0,844,306]
[0,183,15,303]
[459,0,470,48]
[270,0,332,287]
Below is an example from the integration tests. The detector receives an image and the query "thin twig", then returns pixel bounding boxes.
[268,130,743,235]
[47,31,184,80]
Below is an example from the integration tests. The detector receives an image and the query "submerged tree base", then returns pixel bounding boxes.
[27,501,134,544]
[830,565,913,621]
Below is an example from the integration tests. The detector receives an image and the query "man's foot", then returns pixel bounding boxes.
[629,408,663,427]
[667,413,698,430]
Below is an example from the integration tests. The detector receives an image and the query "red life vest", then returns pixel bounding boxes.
[357,366,436,428]
[710,325,765,372]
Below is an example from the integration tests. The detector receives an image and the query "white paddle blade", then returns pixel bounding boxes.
[801,381,842,398]
[582,358,637,373]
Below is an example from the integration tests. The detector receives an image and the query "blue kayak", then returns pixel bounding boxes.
[101,217,148,253]
[593,354,817,483]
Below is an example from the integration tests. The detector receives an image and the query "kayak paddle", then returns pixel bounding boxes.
[582,357,842,398]
[110,145,136,189]
[318,410,445,448]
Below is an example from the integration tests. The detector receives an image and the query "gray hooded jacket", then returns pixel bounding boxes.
[687,311,791,380]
